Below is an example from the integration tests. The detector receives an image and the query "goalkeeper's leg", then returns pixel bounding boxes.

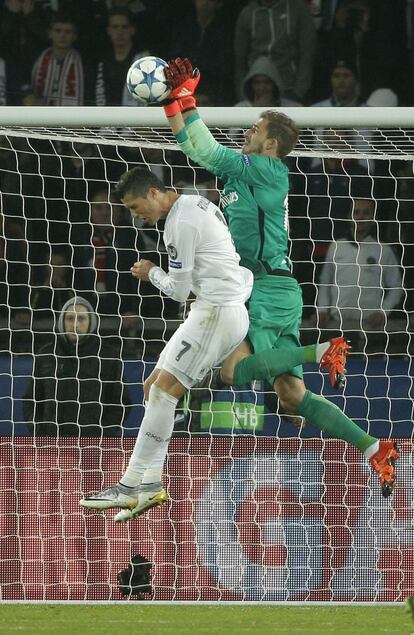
[220,339,350,390]
[192,336,350,394]
[276,374,399,498]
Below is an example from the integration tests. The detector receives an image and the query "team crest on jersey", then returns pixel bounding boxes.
[167,244,178,260]
[242,154,251,166]
[167,243,182,268]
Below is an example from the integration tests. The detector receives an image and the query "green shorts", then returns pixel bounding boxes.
[247,275,304,383]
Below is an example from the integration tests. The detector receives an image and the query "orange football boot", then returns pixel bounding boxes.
[320,336,351,389]
[369,440,399,498]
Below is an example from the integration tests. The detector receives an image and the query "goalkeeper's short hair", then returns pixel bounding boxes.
[262,110,299,159]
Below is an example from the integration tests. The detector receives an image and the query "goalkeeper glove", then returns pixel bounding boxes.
[163,57,200,117]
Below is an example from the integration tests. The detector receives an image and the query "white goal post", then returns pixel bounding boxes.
[0,106,412,603]
[1,105,414,128]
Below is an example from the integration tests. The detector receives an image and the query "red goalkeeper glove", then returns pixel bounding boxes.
[163,57,200,116]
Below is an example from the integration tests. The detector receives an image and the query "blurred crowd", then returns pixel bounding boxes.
[0,0,413,337]
[0,0,411,107]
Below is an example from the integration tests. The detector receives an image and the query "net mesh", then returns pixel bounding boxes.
[2,124,414,159]
[0,111,413,602]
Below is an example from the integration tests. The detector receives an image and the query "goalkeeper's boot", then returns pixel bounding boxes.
[79,483,139,510]
[319,336,351,389]
[114,483,168,523]
[369,440,399,498]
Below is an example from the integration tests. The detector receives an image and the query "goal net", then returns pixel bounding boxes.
[0,106,412,602]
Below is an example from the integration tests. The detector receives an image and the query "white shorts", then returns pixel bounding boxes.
[156,300,249,389]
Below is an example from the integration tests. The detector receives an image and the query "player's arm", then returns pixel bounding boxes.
[162,59,227,177]
[184,112,285,186]
[162,60,207,169]
[130,221,198,303]
[164,59,283,185]
[165,109,214,173]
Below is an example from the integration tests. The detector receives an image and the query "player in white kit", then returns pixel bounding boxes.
[80,167,253,519]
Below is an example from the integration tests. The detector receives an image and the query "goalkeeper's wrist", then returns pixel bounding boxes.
[179,95,197,113]
[163,99,180,117]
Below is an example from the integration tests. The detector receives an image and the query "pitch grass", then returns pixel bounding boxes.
[0,604,411,635]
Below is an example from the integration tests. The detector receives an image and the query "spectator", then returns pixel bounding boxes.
[76,187,140,323]
[235,56,302,107]
[24,12,84,106]
[22,296,131,436]
[0,0,49,105]
[0,212,30,325]
[93,7,148,106]
[105,0,172,59]
[317,0,396,102]
[234,0,316,102]
[168,0,235,106]
[395,161,414,330]
[46,1,107,64]
[392,0,414,105]
[41,141,120,251]
[292,128,370,256]
[288,128,370,316]
[0,136,45,284]
[30,246,75,321]
[311,57,362,106]
[316,197,403,330]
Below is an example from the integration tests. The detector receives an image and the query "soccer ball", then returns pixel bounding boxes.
[126,56,171,104]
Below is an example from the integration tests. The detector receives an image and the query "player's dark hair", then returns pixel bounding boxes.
[115,167,167,199]
[261,110,299,159]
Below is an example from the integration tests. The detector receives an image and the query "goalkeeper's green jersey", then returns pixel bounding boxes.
[175,113,291,278]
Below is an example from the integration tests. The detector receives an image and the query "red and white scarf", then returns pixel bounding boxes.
[32,48,84,106]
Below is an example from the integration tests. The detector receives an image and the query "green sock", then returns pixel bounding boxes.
[233,345,317,385]
[297,390,377,453]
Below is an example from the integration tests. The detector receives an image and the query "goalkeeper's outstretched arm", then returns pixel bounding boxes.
[163,58,270,184]
[166,108,221,175]
[162,57,229,176]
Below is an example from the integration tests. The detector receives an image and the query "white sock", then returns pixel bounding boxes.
[121,384,178,487]
[142,467,163,485]
[315,341,331,363]
[364,440,380,459]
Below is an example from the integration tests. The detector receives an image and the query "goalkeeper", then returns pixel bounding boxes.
[159,58,399,499]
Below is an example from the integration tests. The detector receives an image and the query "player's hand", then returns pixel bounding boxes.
[166,58,200,98]
[130,259,156,281]
[164,58,200,113]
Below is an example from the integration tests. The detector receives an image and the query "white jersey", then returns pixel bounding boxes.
[317,235,403,322]
[149,195,253,305]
